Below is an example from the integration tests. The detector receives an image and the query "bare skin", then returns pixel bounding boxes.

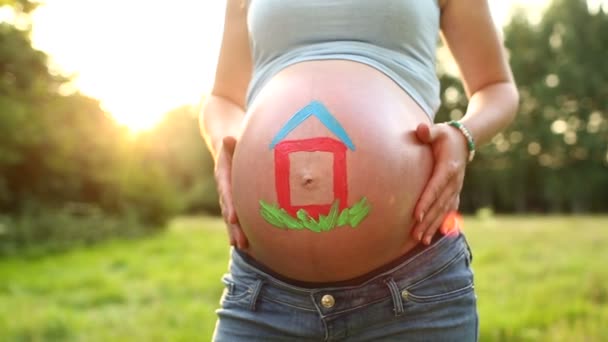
[230,60,433,281]
[200,0,519,280]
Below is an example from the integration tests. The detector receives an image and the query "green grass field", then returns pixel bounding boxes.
[1,216,607,341]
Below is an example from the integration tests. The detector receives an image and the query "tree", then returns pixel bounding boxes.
[137,105,219,214]
[1,1,180,254]
[437,0,608,213]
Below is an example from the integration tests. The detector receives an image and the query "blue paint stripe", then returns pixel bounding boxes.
[269,101,356,150]
[310,101,356,151]
[269,104,313,149]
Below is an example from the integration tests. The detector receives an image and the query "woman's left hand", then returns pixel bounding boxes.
[411,122,469,245]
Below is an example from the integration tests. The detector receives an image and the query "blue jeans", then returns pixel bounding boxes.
[212,233,478,341]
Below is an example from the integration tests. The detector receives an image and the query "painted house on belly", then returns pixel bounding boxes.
[269,101,356,219]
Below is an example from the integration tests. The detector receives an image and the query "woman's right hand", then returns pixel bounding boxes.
[215,136,248,250]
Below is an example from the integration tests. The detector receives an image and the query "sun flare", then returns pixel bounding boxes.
[28,0,554,131]
[31,0,226,131]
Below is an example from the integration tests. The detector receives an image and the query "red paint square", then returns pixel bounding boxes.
[274,137,347,219]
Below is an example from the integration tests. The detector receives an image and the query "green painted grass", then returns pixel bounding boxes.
[1,215,607,341]
[259,197,371,232]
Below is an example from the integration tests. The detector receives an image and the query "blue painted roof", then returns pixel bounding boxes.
[269,101,355,150]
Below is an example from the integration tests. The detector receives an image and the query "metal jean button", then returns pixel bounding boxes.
[401,290,409,300]
[321,294,335,308]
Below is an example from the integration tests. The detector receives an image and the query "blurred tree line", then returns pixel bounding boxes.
[0,0,217,255]
[1,0,607,254]
[437,0,608,214]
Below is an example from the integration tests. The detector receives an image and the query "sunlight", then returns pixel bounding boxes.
[29,0,556,131]
[31,0,225,131]
[489,0,551,26]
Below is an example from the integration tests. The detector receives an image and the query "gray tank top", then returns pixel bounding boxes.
[246,0,441,119]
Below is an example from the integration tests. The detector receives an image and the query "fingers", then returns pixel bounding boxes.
[423,209,449,244]
[415,123,438,144]
[218,182,237,224]
[222,136,237,155]
[230,219,249,250]
[225,223,247,249]
[412,189,460,245]
[440,206,463,236]
[216,137,238,224]
[414,194,460,245]
[215,136,249,249]
[221,208,248,249]
[412,163,461,243]
[413,156,460,224]
[220,190,248,249]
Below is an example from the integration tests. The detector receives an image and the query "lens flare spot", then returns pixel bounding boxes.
[441,211,463,236]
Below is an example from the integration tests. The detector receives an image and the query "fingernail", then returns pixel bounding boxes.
[417,232,423,241]
[418,212,425,222]
[424,236,432,245]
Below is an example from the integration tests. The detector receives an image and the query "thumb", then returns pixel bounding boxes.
[415,123,439,144]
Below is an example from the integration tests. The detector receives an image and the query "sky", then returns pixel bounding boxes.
[26,0,555,131]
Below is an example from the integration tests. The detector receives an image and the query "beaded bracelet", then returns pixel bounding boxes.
[447,120,476,162]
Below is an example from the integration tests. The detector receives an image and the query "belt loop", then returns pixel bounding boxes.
[385,278,404,316]
[249,279,264,311]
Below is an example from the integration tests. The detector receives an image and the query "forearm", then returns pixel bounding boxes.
[459,81,519,146]
[199,94,246,159]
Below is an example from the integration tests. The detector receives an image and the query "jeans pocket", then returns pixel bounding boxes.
[220,274,253,304]
[403,250,474,304]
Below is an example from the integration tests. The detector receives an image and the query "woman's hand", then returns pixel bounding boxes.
[411,122,469,245]
[215,136,248,250]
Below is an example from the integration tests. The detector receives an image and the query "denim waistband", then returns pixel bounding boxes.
[227,232,472,315]
[235,232,442,288]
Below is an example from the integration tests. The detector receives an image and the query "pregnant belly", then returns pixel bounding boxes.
[232,61,434,282]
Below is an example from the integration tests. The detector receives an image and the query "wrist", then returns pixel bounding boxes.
[447,120,476,162]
